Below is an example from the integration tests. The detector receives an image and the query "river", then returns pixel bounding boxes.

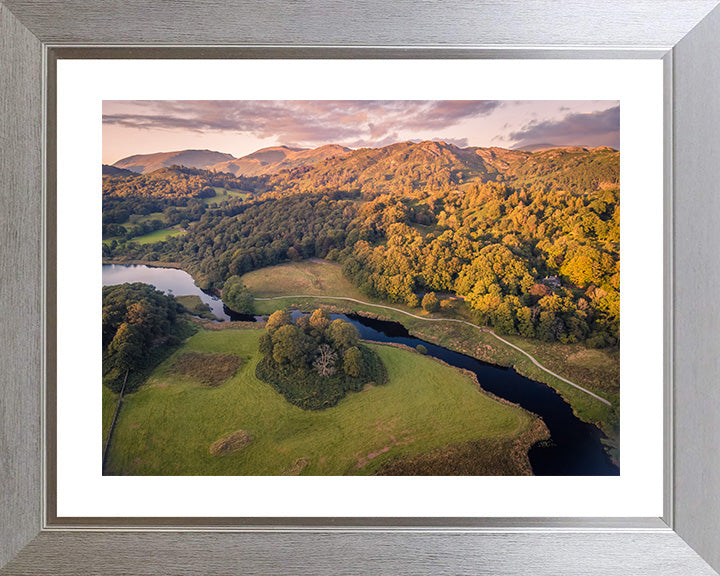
[103,262,619,476]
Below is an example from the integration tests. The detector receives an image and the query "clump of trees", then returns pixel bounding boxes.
[102,283,189,392]
[222,275,255,314]
[255,309,387,410]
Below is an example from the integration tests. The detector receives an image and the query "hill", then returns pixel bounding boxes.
[113,149,236,174]
[110,142,618,194]
[102,164,138,176]
[258,140,619,199]
[209,144,352,176]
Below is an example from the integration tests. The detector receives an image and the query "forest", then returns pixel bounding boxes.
[102,283,190,392]
[103,142,619,348]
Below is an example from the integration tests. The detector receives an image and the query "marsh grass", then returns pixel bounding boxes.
[171,351,242,387]
[209,430,252,456]
[377,416,549,476]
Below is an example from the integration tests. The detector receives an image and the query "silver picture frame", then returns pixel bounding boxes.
[2,1,720,574]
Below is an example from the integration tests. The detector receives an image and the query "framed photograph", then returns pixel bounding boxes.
[2,1,720,574]
[65,61,652,519]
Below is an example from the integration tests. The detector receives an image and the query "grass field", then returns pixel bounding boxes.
[203,187,248,206]
[135,212,167,225]
[102,225,186,246]
[132,226,186,244]
[239,260,620,447]
[241,260,368,304]
[104,328,540,475]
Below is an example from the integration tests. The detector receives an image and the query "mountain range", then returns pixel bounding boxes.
[110,142,617,183]
[111,145,352,177]
[112,149,235,174]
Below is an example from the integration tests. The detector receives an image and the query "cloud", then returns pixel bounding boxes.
[102,100,500,147]
[508,105,620,149]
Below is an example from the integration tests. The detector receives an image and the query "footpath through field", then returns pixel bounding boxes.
[255,294,612,406]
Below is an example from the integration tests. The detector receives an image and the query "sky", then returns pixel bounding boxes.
[102,100,619,165]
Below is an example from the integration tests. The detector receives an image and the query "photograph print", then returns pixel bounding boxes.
[101,100,620,477]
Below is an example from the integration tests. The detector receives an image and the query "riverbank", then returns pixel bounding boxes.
[372,340,551,474]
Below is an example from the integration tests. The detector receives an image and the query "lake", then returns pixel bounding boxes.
[102,263,255,322]
[103,263,619,476]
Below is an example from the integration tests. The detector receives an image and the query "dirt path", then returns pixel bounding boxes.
[255,294,612,406]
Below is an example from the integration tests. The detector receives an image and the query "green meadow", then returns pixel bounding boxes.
[241,259,368,304]
[104,328,540,476]
[203,187,248,206]
[131,226,186,244]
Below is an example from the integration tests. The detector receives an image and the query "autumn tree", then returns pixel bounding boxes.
[266,309,293,333]
[271,324,307,366]
[421,292,440,313]
[309,308,331,334]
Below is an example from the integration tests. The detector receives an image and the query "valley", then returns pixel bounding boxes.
[102,137,620,475]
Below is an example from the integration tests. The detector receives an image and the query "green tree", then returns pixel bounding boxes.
[327,319,360,350]
[343,346,365,377]
[107,322,145,372]
[258,333,273,356]
[493,301,516,334]
[271,324,306,365]
[222,275,255,314]
[516,306,535,338]
[536,310,557,342]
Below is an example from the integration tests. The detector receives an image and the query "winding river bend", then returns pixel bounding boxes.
[103,263,619,476]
